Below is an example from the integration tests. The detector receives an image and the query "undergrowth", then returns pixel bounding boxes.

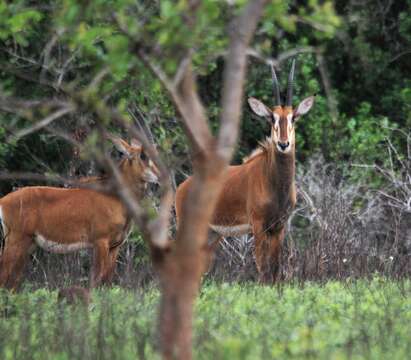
[1,278,411,359]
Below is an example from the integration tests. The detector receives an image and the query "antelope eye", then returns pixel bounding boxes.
[140,151,148,162]
[272,113,280,124]
[285,113,294,125]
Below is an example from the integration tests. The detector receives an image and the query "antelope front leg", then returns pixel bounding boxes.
[90,240,110,288]
[101,246,120,285]
[253,222,285,284]
[0,233,34,290]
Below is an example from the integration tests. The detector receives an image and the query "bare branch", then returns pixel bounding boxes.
[97,139,173,249]
[0,94,66,115]
[89,67,111,90]
[316,49,338,124]
[0,171,108,193]
[217,0,269,160]
[10,106,75,141]
[246,46,316,67]
[40,32,60,82]
[174,63,213,156]
[101,154,147,227]
[2,64,62,92]
[277,47,316,64]
[138,50,213,156]
[148,187,174,248]
[0,171,67,184]
[297,16,337,34]
[138,50,176,94]
[298,186,328,230]
[56,49,79,88]
[173,51,194,88]
[388,48,411,64]
[82,96,170,185]
[128,104,156,144]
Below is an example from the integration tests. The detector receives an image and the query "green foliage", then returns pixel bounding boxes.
[0,0,410,191]
[0,1,43,46]
[1,279,411,359]
[345,103,392,161]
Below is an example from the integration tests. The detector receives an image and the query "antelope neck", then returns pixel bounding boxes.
[118,161,145,199]
[268,145,295,209]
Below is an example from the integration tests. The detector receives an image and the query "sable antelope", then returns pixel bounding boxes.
[175,59,315,283]
[0,137,159,290]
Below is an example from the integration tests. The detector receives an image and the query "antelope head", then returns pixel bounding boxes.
[111,137,160,186]
[248,59,315,154]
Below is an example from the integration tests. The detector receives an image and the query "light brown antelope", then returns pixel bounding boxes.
[175,59,315,283]
[0,137,159,290]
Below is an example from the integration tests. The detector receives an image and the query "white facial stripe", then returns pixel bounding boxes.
[287,113,293,126]
[273,113,280,124]
[143,169,159,183]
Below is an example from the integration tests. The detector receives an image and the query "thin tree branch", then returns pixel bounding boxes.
[0,171,108,193]
[217,0,269,161]
[10,106,75,141]
[138,50,212,156]
[173,51,194,88]
[316,49,338,124]
[246,46,316,67]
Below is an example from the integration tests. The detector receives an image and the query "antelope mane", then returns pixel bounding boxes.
[242,137,275,164]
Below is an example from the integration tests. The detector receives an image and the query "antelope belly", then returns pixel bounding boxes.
[209,224,251,237]
[0,206,4,234]
[35,233,91,254]
[0,206,7,244]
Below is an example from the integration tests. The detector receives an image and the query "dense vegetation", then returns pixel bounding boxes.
[0,0,410,189]
[2,279,411,359]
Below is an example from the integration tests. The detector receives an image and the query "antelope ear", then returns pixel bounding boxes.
[110,136,130,156]
[248,97,272,118]
[294,96,315,120]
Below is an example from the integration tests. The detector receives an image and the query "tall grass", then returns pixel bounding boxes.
[1,279,411,359]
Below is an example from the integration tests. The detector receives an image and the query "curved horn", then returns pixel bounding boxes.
[271,63,281,106]
[286,58,296,107]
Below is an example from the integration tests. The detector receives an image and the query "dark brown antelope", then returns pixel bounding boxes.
[175,59,315,282]
[0,137,159,290]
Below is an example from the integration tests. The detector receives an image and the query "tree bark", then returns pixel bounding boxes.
[149,1,269,358]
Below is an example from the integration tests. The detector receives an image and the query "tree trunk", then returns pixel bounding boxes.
[146,1,269,358]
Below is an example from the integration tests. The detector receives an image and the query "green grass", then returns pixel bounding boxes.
[1,278,411,359]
